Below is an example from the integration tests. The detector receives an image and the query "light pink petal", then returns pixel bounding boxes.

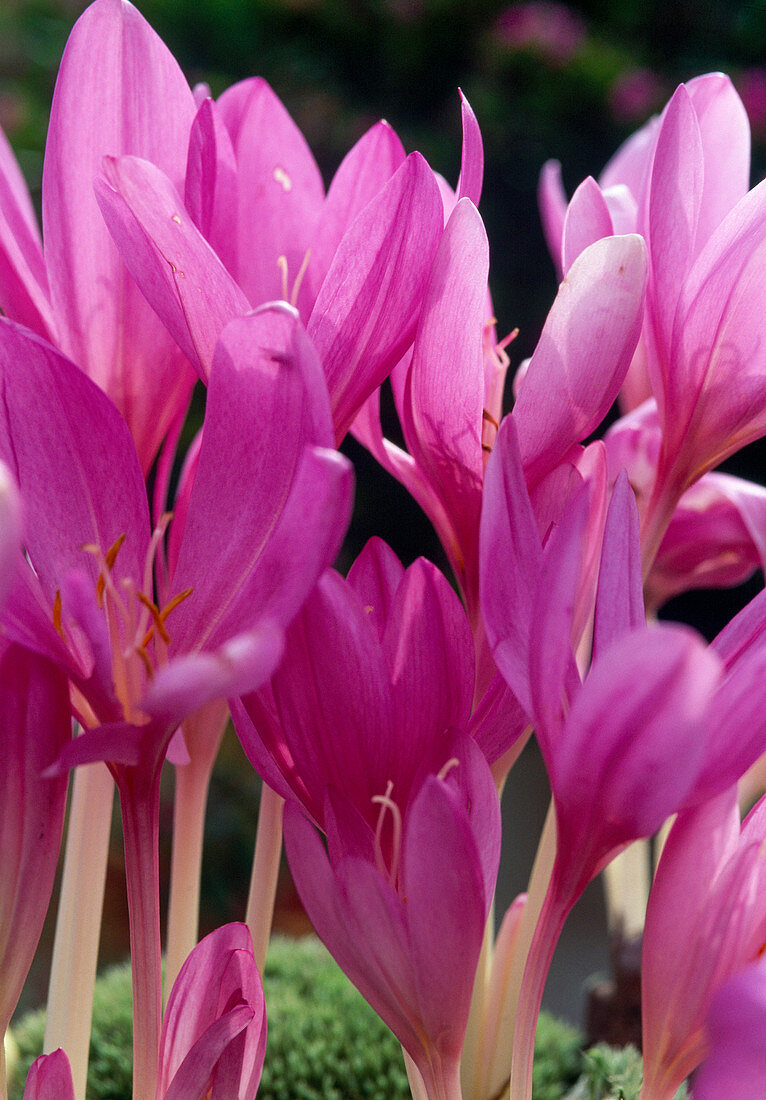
[224,77,324,316]
[479,416,542,717]
[0,461,20,609]
[713,585,766,670]
[512,234,647,488]
[308,151,443,442]
[0,644,70,1034]
[467,671,529,766]
[598,114,658,196]
[43,0,197,468]
[345,536,405,640]
[686,72,751,253]
[402,198,489,576]
[592,469,644,660]
[646,84,704,372]
[561,176,613,275]
[23,1050,75,1100]
[309,120,406,303]
[185,96,239,278]
[0,128,55,340]
[162,1008,254,1100]
[0,320,149,603]
[456,90,483,205]
[538,159,566,277]
[665,175,766,480]
[96,155,250,380]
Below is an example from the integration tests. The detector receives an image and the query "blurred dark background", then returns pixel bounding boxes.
[6,0,766,1027]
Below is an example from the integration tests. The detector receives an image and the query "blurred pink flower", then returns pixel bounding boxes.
[737,68,766,137]
[609,69,665,122]
[495,2,585,65]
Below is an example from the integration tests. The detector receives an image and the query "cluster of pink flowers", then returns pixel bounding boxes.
[2,3,766,1098]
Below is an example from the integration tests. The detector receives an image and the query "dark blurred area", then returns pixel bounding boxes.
[6,0,766,1025]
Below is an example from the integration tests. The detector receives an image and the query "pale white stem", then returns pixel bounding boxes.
[44,763,113,1100]
[245,783,284,975]
[461,906,494,1099]
[404,1050,429,1100]
[165,757,209,998]
[603,841,650,939]
[485,801,557,1100]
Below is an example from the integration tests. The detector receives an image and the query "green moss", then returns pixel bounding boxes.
[7,937,681,1099]
[563,1043,688,1100]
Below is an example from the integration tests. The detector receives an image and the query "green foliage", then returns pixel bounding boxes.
[563,1043,688,1100]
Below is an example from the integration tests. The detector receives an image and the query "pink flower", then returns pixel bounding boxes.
[641,790,766,1100]
[495,2,585,65]
[0,0,199,471]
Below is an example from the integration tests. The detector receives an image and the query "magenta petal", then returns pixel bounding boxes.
[345,537,405,639]
[592,469,643,660]
[686,72,751,252]
[400,775,490,1064]
[42,0,196,467]
[402,198,489,570]
[538,159,566,277]
[23,1050,75,1100]
[468,671,529,766]
[185,96,239,278]
[283,802,423,1058]
[0,320,150,603]
[513,234,647,488]
[308,152,443,441]
[159,923,266,1100]
[479,416,542,717]
[0,645,70,1034]
[309,121,406,303]
[382,559,475,774]
[553,625,722,871]
[694,961,766,1100]
[456,91,483,206]
[224,78,324,315]
[96,155,249,380]
[647,84,704,368]
[0,128,55,341]
[144,622,285,722]
[561,176,613,275]
[168,305,347,651]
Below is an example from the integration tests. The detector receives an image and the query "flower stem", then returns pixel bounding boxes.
[44,763,113,1100]
[245,783,284,974]
[119,770,162,1100]
[509,871,571,1100]
[165,702,228,996]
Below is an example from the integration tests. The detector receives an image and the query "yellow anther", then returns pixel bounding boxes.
[482,408,500,430]
[159,587,193,622]
[105,534,126,571]
[53,590,63,637]
[134,644,155,679]
[137,591,171,645]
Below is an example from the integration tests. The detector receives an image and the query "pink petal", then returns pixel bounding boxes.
[0,320,150,604]
[694,960,766,1100]
[538,159,566,277]
[0,127,55,341]
[185,96,239,278]
[23,1050,75,1100]
[592,469,644,660]
[456,91,483,206]
[309,120,406,304]
[513,234,647,488]
[479,416,542,717]
[96,155,250,380]
[223,78,324,316]
[402,198,489,576]
[561,176,613,275]
[345,536,405,640]
[42,0,197,468]
[308,152,443,442]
